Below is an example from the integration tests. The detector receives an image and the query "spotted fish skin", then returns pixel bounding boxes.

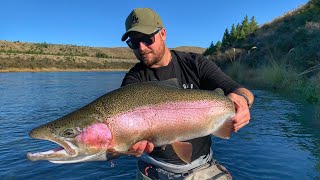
[27,79,235,164]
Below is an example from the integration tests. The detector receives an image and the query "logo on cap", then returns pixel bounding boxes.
[132,14,139,24]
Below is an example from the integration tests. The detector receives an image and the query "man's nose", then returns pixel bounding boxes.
[138,42,148,50]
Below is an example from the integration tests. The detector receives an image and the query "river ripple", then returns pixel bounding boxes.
[0,72,319,179]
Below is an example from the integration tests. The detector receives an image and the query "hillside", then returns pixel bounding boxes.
[0,40,205,72]
[210,0,320,74]
[208,0,320,104]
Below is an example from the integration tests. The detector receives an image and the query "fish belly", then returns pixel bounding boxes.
[108,100,231,150]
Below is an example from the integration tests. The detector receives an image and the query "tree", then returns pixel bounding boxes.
[249,16,259,32]
[238,29,246,40]
[215,41,222,52]
[203,41,216,56]
[204,15,259,55]
[241,15,250,35]
[222,28,230,47]
[236,23,242,39]
[230,24,237,43]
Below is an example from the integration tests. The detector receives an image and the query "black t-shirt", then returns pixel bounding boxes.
[121,50,241,164]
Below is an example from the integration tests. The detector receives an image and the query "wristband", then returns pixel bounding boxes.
[236,93,252,108]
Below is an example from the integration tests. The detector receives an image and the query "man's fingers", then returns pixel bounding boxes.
[232,111,250,132]
[232,112,249,123]
[145,142,154,153]
[130,141,142,151]
[136,140,147,154]
[130,140,155,157]
[227,92,252,132]
[234,120,249,132]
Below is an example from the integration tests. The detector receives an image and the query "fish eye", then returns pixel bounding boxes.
[63,128,78,138]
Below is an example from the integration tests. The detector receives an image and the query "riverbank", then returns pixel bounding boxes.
[224,61,320,119]
[0,68,129,73]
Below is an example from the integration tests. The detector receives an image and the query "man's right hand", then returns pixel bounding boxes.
[130,140,154,157]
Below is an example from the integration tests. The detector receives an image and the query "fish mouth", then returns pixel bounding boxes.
[27,138,79,163]
[27,138,108,164]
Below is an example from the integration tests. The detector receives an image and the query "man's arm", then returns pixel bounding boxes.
[121,64,143,87]
[121,73,140,87]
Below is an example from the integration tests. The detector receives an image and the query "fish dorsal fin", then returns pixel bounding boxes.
[156,78,181,89]
[213,88,225,95]
[172,141,193,164]
[212,118,234,139]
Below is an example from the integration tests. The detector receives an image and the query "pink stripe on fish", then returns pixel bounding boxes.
[75,123,112,148]
[108,100,230,147]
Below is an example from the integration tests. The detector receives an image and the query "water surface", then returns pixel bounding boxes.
[0,72,319,179]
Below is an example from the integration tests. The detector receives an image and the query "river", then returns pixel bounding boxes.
[0,72,319,179]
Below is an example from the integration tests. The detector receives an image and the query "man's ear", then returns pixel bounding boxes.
[159,28,166,41]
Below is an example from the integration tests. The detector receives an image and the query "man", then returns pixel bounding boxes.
[120,8,254,180]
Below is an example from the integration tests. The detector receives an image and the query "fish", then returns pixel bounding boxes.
[27,79,235,164]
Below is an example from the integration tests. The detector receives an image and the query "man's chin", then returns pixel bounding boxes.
[140,58,154,67]
[144,61,154,68]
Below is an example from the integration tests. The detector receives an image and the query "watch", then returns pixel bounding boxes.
[237,93,252,108]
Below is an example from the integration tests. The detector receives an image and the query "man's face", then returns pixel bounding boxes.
[127,29,166,68]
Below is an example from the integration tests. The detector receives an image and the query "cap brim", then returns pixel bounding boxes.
[121,26,158,41]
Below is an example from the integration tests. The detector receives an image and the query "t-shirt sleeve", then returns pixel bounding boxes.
[120,64,143,87]
[121,72,140,87]
[197,56,241,94]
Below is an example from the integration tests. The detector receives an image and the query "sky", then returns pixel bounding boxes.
[1,0,309,48]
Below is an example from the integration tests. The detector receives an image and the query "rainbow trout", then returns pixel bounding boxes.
[27,79,235,164]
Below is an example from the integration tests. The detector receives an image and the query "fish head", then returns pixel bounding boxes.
[27,109,115,163]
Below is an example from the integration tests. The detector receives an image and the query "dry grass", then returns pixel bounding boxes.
[0,40,136,59]
[0,68,129,73]
[0,40,205,71]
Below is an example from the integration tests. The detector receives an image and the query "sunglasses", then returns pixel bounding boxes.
[126,28,162,49]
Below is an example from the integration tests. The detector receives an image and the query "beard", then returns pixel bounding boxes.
[135,41,166,68]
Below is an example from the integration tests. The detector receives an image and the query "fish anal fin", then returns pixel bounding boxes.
[172,141,193,164]
[212,119,234,139]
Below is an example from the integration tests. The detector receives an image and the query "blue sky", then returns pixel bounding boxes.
[1,0,309,48]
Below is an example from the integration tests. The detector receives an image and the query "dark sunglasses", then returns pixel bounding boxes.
[126,28,161,49]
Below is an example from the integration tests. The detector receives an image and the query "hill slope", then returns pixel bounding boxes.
[209,0,320,104]
[210,0,320,73]
[0,40,205,71]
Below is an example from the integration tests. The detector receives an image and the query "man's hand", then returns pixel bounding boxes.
[130,140,154,157]
[227,88,253,132]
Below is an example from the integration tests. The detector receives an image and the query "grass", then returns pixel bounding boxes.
[256,50,300,90]
[0,40,205,72]
[0,54,136,71]
[225,51,320,104]
[225,58,320,121]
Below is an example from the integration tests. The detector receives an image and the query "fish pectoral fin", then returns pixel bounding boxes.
[172,141,193,164]
[212,119,234,139]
